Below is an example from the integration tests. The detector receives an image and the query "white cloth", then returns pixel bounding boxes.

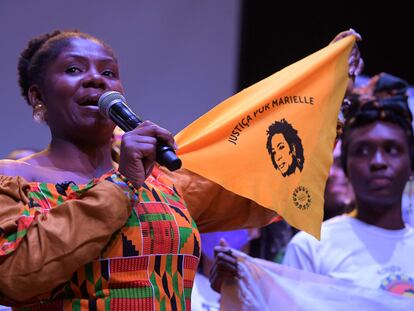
[220,250,414,311]
[191,272,220,311]
[0,306,11,311]
[283,215,414,296]
[402,182,414,227]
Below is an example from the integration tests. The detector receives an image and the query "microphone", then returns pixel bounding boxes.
[98,91,182,171]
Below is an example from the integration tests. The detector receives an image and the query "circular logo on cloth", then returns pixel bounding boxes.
[292,186,312,210]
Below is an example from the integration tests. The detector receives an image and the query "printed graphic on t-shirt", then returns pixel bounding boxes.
[380,273,414,297]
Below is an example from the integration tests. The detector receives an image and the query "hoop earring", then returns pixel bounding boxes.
[33,104,47,123]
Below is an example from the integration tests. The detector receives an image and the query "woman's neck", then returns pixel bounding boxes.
[356,200,405,230]
[42,137,114,178]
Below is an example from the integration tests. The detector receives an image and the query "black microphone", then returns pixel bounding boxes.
[98,91,182,171]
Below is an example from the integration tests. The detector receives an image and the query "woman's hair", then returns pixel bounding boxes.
[340,73,414,174]
[17,30,115,104]
[266,119,305,176]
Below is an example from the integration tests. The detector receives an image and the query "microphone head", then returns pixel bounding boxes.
[98,91,127,118]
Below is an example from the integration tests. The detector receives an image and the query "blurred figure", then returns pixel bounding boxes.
[248,219,295,263]
[323,140,355,220]
[193,224,293,310]
[192,230,252,311]
[402,175,414,227]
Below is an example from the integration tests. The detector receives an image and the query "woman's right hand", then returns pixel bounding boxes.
[118,120,177,188]
[209,239,240,293]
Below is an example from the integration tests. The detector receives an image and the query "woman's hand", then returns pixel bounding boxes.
[118,120,177,188]
[330,28,364,96]
[209,239,240,293]
[331,28,364,79]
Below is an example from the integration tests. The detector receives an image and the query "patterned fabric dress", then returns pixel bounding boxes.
[1,167,201,310]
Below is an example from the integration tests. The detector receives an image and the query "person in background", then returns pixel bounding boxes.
[283,83,414,297]
[323,139,355,220]
[192,230,253,311]
[351,72,414,227]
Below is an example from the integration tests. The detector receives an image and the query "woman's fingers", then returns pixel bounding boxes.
[132,120,177,150]
[330,28,362,44]
[118,120,177,187]
[329,29,363,78]
[210,245,240,293]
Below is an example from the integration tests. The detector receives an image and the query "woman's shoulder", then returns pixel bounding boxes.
[1,152,62,183]
[0,159,34,180]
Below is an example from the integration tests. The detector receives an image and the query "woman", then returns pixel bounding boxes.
[0,29,361,309]
[0,30,276,310]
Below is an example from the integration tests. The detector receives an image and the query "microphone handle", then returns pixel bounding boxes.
[108,107,140,132]
[108,104,182,171]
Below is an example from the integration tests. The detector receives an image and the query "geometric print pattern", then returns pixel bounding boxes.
[9,167,201,310]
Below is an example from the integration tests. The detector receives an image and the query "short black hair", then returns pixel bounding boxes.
[18,30,116,104]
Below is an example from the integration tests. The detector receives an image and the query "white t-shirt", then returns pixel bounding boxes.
[191,272,220,311]
[402,185,414,227]
[283,215,414,297]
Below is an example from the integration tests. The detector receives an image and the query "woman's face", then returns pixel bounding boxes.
[38,37,124,142]
[271,133,294,175]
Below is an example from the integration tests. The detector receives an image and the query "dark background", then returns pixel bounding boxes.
[238,3,412,90]
[1,2,412,157]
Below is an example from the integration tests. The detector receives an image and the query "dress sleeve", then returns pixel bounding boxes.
[160,167,279,233]
[0,171,137,303]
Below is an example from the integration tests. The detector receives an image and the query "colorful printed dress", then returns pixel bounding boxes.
[0,165,277,310]
[0,167,201,310]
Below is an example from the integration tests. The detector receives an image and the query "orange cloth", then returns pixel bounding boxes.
[161,167,279,233]
[175,36,355,239]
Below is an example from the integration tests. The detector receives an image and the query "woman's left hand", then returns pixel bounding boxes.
[330,28,364,79]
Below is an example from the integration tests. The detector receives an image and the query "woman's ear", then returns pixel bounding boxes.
[28,85,44,108]
[28,85,47,123]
